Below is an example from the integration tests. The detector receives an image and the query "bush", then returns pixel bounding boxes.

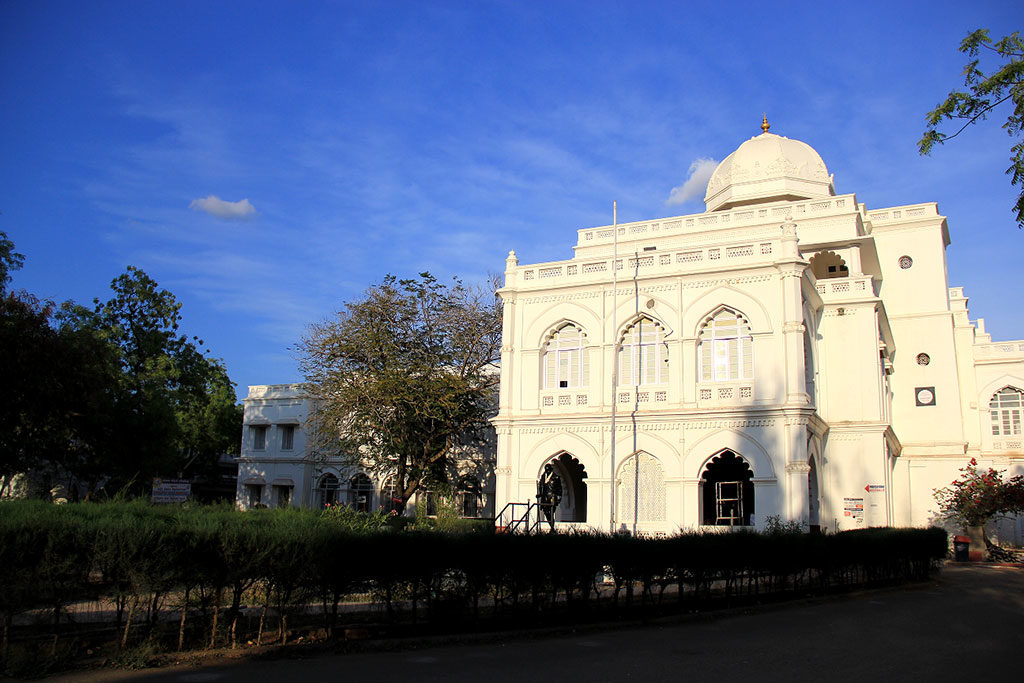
[0,498,948,672]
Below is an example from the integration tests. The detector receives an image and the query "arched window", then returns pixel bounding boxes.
[618,317,668,386]
[698,309,753,382]
[700,451,754,526]
[543,324,587,389]
[990,387,1024,436]
[316,473,340,508]
[617,452,665,524]
[348,473,374,512]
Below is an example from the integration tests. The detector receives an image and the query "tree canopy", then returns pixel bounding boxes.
[919,29,1024,228]
[1,238,241,499]
[299,273,501,512]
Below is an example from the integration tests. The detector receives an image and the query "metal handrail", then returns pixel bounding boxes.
[495,500,558,534]
[495,501,537,533]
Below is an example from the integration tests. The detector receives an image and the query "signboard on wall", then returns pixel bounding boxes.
[843,497,864,524]
[865,485,885,526]
[152,478,191,503]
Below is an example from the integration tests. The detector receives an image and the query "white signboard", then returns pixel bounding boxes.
[843,497,864,525]
[152,478,191,503]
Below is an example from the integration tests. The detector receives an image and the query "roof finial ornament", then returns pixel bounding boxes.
[761,113,770,134]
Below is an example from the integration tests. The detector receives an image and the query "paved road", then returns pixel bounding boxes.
[53,565,1024,682]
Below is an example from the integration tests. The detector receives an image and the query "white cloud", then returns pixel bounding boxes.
[665,157,719,206]
[189,195,257,219]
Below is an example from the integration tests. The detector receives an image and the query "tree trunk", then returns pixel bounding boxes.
[967,524,987,561]
[121,597,137,650]
[208,588,222,649]
[177,588,189,652]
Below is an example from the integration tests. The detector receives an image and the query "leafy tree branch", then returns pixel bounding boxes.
[919,28,1024,228]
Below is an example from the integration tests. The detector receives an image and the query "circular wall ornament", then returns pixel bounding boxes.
[898,255,913,269]
[916,352,930,366]
[915,387,935,406]
[646,298,656,309]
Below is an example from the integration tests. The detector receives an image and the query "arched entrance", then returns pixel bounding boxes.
[700,450,754,526]
[539,452,587,523]
[316,473,340,508]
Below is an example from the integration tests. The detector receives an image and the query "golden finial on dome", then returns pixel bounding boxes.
[761,114,770,133]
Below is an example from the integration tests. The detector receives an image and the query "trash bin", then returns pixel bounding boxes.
[953,535,970,562]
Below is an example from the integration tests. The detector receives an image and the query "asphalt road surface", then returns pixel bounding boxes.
[52,564,1024,682]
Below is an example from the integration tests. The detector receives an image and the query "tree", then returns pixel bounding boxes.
[0,230,25,294]
[0,232,242,498]
[919,29,1024,228]
[299,273,501,513]
[65,266,243,493]
[0,290,123,497]
[933,458,1024,528]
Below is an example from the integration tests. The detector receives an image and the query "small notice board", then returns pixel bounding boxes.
[152,478,191,503]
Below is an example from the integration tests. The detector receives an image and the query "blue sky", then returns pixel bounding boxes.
[2,1,1021,399]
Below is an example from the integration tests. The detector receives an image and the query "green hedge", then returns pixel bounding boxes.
[0,500,947,665]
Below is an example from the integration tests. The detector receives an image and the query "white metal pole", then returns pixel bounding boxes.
[610,201,618,534]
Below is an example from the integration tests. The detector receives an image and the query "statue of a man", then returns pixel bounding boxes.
[537,463,563,529]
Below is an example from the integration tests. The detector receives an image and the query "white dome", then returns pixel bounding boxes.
[704,128,833,211]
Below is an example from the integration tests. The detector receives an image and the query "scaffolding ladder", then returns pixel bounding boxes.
[715,481,744,526]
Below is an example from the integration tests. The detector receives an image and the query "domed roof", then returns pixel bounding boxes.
[704,120,833,211]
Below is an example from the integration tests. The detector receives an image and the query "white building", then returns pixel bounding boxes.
[492,120,1024,541]
[236,383,495,517]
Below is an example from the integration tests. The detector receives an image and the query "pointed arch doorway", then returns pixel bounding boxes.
[700,450,754,526]
[539,452,588,523]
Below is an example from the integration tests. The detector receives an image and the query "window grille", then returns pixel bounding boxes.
[252,425,267,450]
[316,474,340,508]
[348,473,373,512]
[618,317,669,386]
[543,324,588,389]
[698,309,753,382]
[990,387,1024,436]
[617,453,666,522]
[279,424,295,451]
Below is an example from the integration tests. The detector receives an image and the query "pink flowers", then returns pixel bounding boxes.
[934,459,1024,527]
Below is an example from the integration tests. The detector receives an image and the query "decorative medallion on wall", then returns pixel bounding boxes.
[916,352,930,366]
[915,386,936,406]
[898,255,913,269]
